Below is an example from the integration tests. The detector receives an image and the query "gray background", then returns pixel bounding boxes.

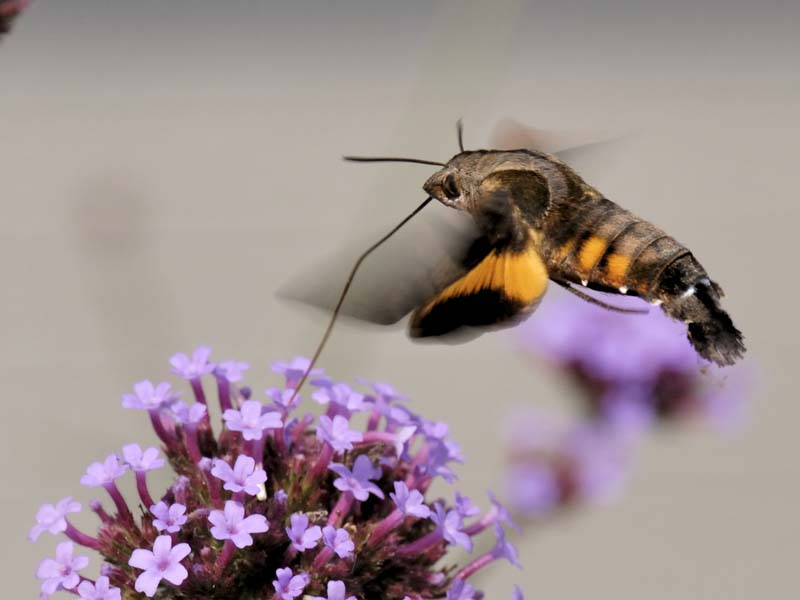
[2,1,798,597]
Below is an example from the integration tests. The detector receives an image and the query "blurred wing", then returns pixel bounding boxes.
[489,117,628,178]
[278,206,485,326]
[409,240,549,338]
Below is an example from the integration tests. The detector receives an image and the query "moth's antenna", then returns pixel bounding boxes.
[556,280,649,314]
[344,156,446,167]
[456,118,465,152]
[288,196,435,402]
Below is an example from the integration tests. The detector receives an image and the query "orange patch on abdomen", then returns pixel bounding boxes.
[577,236,608,273]
[604,253,631,286]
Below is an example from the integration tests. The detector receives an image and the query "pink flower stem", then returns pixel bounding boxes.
[216,377,232,412]
[292,415,315,445]
[103,482,134,523]
[206,471,223,509]
[311,547,334,570]
[184,425,203,464]
[216,540,235,573]
[367,411,381,431]
[396,529,443,557]
[247,437,266,466]
[190,377,207,405]
[64,522,102,551]
[367,509,404,546]
[148,409,173,445]
[462,507,497,536]
[310,444,334,478]
[134,471,155,509]
[89,500,112,524]
[454,551,496,580]
[327,492,354,527]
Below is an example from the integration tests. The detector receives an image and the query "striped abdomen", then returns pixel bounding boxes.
[540,195,745,365]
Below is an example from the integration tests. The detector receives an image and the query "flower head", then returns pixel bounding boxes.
[321,525,354,559]
[29,497,81,541]
[317,414,363,453]
[77,576,121,600]
[272,356,322,389]
[313,580,356,600]
[36,541,88,594]
[122,380,175,411]
[273,567,310,599]
[122,444,165,472]
[223,399,283,440]
[211,454,267,495]
[128,535,191,597]
[286,512,322,552]
[150,501,187,533]
[329,454,385,501]
[208,500,269,548]
[30,353,521,598]
[170,346,215,379]
[80,454,127,487]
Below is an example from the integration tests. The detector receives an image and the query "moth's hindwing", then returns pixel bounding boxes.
[409,242,548,337]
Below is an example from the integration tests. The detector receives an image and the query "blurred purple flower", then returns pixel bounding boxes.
[77,575,121,600]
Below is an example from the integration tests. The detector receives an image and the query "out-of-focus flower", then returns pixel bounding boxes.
[505,294,751,519]
[520,295,748,431]
[29,348,521,598]
[0,0,27,38]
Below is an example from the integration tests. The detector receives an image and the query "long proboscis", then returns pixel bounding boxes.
[288,196,435,402]
[343,156,446,167]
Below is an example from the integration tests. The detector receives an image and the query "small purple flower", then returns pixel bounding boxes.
[322,525,354,559]
[266,387,302,412]
[317,415,363,453]
[170,346,215,379]
[454,492,480,518]
[446,579,477,600]
[491,522,521,568]
[431,503,472,552]
[272,356,322,389]
[29,497,81,541]
[329,455,385,501]
[122,380,175,411]
[215,360,250,383]
[150,502,188,533]
[77,576,121,600]
[211,455,268,496]
[122,444,165,472]
[272,567,310,599]
[511,585,524,600]
[209,500,269,548]
[170,400,208,425]
[566,425,629,502]
[390,481,430,518]
[285,512,323,552]
[128,535,191,597]
[80,454,127,487]
[311,382,367,414]
[312,580,356,600]
[36,541,89,594]
[223,400,283,441]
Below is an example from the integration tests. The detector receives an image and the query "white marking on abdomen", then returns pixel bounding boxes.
[680,286,696,299]
[618,286,628,294]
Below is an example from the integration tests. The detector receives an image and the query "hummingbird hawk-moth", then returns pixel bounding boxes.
[286,121,745,373]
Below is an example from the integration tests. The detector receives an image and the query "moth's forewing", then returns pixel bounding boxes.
[278,207,481,326]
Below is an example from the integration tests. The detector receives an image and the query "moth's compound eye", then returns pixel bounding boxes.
[442,174,460,200]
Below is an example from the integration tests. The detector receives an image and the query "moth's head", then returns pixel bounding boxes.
[423,151,495,210]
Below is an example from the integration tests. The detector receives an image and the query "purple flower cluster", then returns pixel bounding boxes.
[505,295,748,519]
[30,350,523,599]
